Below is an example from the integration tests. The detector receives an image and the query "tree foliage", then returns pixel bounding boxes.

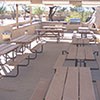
[0,3,6,15]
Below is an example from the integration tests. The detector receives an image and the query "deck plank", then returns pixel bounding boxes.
[63,67,78,100]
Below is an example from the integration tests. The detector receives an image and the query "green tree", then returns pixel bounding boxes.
[33,7,44,20]
[0,3,6,24]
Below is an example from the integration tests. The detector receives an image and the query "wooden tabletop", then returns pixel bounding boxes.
[0,43,20,55]
[11,34,38,44]
[43,25,66,29]
[35,28,64,33]
[72,38,90,45]
[67,44,95,61]
[78,27,90,33]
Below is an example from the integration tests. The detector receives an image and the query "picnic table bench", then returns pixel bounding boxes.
[45,67,96,100]
[53,52,67,72]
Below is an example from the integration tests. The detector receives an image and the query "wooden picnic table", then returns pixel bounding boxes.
[10,34,39,52]
[78,27,93,38]
[35,28,64,42]
[45,67,96,100]
[10,34,44,59]
[0,43,20,64]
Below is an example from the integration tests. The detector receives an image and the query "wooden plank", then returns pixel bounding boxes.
[53,52,66,70]
[63,67,78,100]
[72,38,77,44]
[11,35,27,42]
[83,38,89,45]
[0,44,20,55]
[67,45,77,60]
[85,45,95,60]
[45,67,67,100]
[30,78,50,100]
[77,38,83,45]
[11,34,38,43]
[95,56,100,69]
[91,44,99,56]
[96,80,100,99]
[80,67,96,100]
[72,38,83,45]
[76,46,85,60]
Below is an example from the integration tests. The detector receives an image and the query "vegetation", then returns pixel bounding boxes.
[65,6,94,22]
[32,7,45,20]
[0,3,6,23]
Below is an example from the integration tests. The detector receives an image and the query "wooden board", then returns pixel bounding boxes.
[53,53,66,70]
[63,67,78,100]
[45,67,67,100]
[76,46,85,60]
[96,80,100,99]
[80,67,96,100]
[85,45,95,60]
[83,38,89,45]
[67,45,77,60]
[7,53,29,66]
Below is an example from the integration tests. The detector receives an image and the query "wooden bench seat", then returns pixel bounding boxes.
[45,67,67,100]
[31,43,44,53]
[53,52,66,72]
[28,43,44,60]
[3,53,30,77]
[7,53,30,66]
[30,78,51,100]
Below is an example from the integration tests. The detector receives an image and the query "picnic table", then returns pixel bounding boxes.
[11,34,39,52]
[10,34,44,59]
[0,43,20,64]
[78,27,93,38]
[45,67,96,100]
[35,29,64,42]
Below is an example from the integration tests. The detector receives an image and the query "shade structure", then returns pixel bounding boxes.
[0,0,31,4]
[30,0,42,4]
[43,0,69,5]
